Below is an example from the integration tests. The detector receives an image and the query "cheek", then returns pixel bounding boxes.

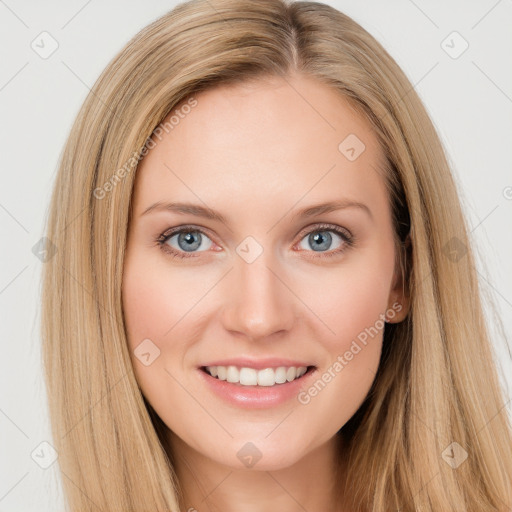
[305,274,385,397]
[121,252,187,381]
[122,251,211,347]
[294,242,395,413]
[122,251,228,399]
[300,257,394,353]
[122,260,170,346]
[293,262,392,429]
[121,252,200,420]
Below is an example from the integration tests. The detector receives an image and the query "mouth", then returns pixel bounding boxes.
[199,364,317,387]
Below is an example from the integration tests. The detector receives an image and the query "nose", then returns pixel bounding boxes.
[220,250,297,341]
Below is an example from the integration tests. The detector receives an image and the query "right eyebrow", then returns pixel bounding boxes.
[140,201,227,223]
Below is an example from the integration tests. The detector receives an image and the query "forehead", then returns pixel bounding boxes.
[132,74,387,219]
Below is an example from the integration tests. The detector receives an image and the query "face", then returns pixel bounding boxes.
[122,73,409,472]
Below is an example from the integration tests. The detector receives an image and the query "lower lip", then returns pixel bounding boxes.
[197,366,317,409]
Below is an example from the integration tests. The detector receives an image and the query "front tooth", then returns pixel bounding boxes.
[257,368,276,386]
[226,365,239,383]
[286,367,297,382]
[274,366,287,384]
[239,367,258,385]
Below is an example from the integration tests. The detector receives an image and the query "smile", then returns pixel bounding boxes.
[202,365,311,386]
[197,365,318,409]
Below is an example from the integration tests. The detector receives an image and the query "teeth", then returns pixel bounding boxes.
[205,365,308,386]
[217,366,226,380]
[239,367,258,385]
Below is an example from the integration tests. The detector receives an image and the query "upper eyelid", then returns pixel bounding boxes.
[298,223,352,238]
[159,224,216,244]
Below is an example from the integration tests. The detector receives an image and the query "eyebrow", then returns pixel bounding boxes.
[140,199,372,223]
[290,199,372,221]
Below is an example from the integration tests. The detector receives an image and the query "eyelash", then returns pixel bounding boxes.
[155,223,355,260]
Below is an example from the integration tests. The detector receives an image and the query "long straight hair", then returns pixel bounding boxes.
[41,0,512,510]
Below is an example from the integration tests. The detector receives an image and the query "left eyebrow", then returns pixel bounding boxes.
[291,199,373,221]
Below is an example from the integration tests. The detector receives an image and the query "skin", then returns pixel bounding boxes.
[122,72,410,512]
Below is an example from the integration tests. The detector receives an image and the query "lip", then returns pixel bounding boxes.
[199,357,314,370]
[197,365,318,410]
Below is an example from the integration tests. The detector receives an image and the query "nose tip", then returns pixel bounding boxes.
[220,256,296,340]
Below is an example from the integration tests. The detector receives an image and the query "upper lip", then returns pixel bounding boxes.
[200,357,315,370]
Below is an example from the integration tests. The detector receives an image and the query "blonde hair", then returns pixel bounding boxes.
[41,0,512,510]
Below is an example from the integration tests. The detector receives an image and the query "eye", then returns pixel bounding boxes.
[156,226,215,259]
[295,223,354,258]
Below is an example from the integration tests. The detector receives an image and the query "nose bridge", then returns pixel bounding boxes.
[221,244,295,339]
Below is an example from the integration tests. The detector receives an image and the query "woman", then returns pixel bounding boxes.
[41,0,512,510]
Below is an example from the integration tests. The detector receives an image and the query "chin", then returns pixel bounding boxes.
[205,437,308,472]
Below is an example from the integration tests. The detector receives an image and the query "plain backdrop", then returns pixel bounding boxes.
[1,0,511,510]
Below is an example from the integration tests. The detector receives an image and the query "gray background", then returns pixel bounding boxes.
[1,0,511,510]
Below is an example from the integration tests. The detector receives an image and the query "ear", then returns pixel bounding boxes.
[386,233,411,323]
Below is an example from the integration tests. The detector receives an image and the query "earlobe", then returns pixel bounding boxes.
[385,298,409,323]
[386,234,412,323]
